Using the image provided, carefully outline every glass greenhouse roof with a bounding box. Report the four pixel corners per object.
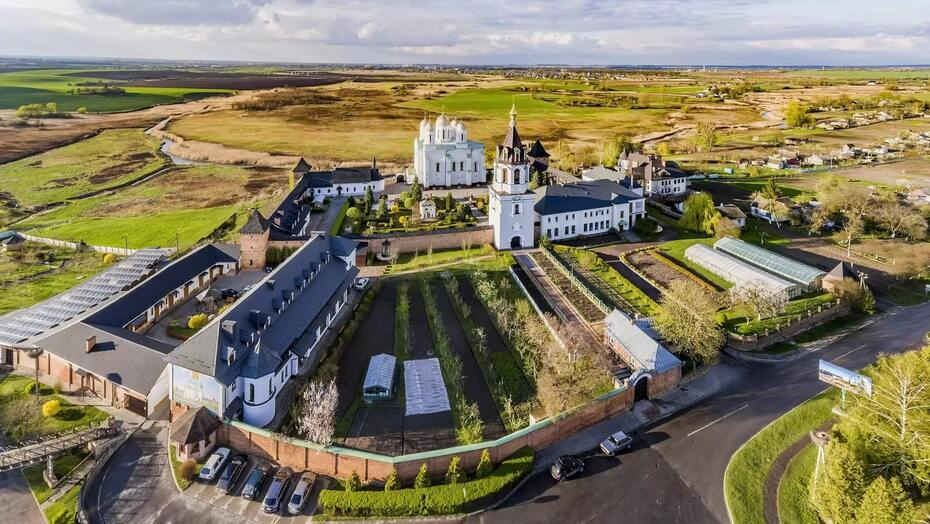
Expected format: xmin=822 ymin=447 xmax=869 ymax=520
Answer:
xmin=714 ymin=237 xmax=825 ymax=286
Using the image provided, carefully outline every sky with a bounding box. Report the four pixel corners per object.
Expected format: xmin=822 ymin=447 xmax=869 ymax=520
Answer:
xmin=2 ymin=0 xmax=930 ymax=66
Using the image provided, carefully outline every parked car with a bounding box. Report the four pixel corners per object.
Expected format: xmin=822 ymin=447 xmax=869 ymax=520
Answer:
xmin=198 ymin=447 xmax=231 ymax=482
xmin=550 ymin=455 xmax=584 ymax=481
xmin=216 ymin=455 xmax=247 ymax=494
xmin=219 ymin=288 xmax=239 ymax=300
xmin=241 ymin=463 xmax=271 ymax=500
xmin=600 ymin=430 xmax=633 ymax=456
xmin=263 ymin=467 xmax=293 ymax=514
xmin=287 ymin=473 xmax=315 ymax=515
xmin=353 ymin=277 xmax=370 ymax=291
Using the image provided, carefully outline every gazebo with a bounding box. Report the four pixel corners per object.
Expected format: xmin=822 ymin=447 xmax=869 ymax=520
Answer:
xmin=169 ymin=406 xmax=221 ymax=461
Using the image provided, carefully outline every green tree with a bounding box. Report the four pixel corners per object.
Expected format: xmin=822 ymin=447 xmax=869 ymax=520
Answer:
xmin=346 ymin=470 xmax=361 ymax=492
xmin=45 ymin=102 xmax=57 ymax=114
xmin=410 ymin=177 xmax=423 ymax=201
xmin=678 ymin=192 xmax=718 ymax=234
xmin=403 ymin=197 xmax=417 ymax=210
xmin=475 ymin=449 xmax=493 ymax=478
xmin=76 ymin=106 xmax=87 ymax=114
xmin=15 ymin=103 xmax=43 ymax=120
xmin=364 ymin=186 xmax=374 ymax=213
xmin=856 ymin=476 xmax=915 ymax=524
xmin=444 ymin=192 xmax=454 ymax=211
xmin=786 ymin=100 xmax=814 ymax=128
xmin=414 ymin=463 xmax=430 ymax=489
xmin=445 ymin=456 xmax=462 ymax=485
xmin=602 ymin=138 xmax=621 ymax=166
xmin=692 ymin=122 xmax=716 ymax=152
xmin=346 ymin=206 xmax=362 ymax=221
xmin=656 ymin=142 xmax=671 ymax=156
xmin=813 ymin=441 xmax=866 ymax=523
xmin=384 ymin=469 xmax=398 ymax=491
xmin=653 ymin=279 xmax=724 ymax=367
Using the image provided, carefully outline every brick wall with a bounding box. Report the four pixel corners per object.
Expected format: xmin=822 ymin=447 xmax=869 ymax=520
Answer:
xmin=649 ymin=366 xmax=681 ymax=398
xmin=240 ymin=230 xmax=270 ymax=269
xmin=215 ymin=385 xmax=633 ymax=483
xmin=727 ymin=301 xmax=850 ymax=352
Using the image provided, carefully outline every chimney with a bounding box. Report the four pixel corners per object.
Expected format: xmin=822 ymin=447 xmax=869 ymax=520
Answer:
xmin=85 ymin=335 xmax=96 ymax=353
xmin=221 ymin=320 xmax=238 ymax=341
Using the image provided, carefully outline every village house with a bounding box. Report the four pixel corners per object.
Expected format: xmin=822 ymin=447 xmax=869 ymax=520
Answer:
xmin=616 ymin=152 xmax=688 ymax=197
xmin=717 ymin=204 xmax=747 ymax=228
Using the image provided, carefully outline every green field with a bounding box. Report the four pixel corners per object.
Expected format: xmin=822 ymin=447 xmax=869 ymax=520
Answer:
xmin=658 ymin=237 xmax=733 ymax=290
xmin=0 ymin=128 xmax=166 ymax=212
xmin=15 ymin=163 xmax=285 ymax=250
xmin=0 ymin=245 xmax=113 ymax=315
xmin=0 ymin=70 xmax=230 ymax=113
xmin=777 ymin=444 xmax=819 ymax=524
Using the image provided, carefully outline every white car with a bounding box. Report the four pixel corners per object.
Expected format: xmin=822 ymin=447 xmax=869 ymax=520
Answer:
xmin=198 ymin=447 xmax=231 ymax=482
xmin=287 ymin=473 xmax=315 ymax=515
xmin=353 ymin=277 xmax=370 ymax=291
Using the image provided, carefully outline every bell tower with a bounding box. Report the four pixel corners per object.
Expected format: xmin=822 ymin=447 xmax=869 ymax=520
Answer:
xmin=489 ymin=105 xmax=535 ymax=250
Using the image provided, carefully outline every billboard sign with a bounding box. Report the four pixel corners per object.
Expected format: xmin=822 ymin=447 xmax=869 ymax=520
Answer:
xmin=818 ymin=359 xmax=872 ymax=398
xmin=171 ymin=365 xmax=222 ymax=415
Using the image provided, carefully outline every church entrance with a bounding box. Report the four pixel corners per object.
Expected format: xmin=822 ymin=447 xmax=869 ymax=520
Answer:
xmin=510 ymin=236 xmax=522 ymax=249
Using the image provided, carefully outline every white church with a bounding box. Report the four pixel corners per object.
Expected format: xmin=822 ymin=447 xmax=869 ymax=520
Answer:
xmin=413 ymin=114 xmax=486 ymax=188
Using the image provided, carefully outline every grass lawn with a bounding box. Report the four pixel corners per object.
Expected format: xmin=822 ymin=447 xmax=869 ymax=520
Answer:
xmin=658 ymin=237 xmax=733 ymax=290
xmin=0 ymin=128 xmax=165 ymax=211
xmin=0 ymin=245 xmax=113 ymax=315
xmin=15 ymin=164 xmax=285 ymax=249
xmin=777 ymin=443 xmax=819 ymax=524
xmin=717 ymin=293 xmax=836 ymax=336
xmin=23 ymin=448 xmax=90 ymax=503
xmin=386 ymin=245 xmax=495 ymax=274
xmin=724 ymin=389 xmax=837 ymax=524
xmin=43 ymin=483 xmax=82 ymax=524
xmin=0 ymin=375 xmax=110 ymax=443
xmin=0 ymin=69 xmax=230 ymax=112
xmin=169 ymin=444 xmax=202 ymax=491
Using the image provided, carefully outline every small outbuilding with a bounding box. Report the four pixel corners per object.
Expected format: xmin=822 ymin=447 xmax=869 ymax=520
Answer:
xmin=419 ymin=199 xmax=437 ymax=220
xmin=362 ymin=353 xmax=396 ymax=403
xmin=169 ymin=406 xmax=221 ymax=461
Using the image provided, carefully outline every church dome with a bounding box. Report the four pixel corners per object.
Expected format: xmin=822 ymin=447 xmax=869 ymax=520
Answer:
xmin=436 ymin=113 xmax=449 ymax=128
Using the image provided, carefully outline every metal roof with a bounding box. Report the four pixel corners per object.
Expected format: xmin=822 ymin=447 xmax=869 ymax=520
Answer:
xmin=404 ymin=358 xmax=450 ymax=416
xmin=714 ymin=237 xmax=825 ymax=286
xmin=605 ymin=309 xmax=680 ymax=372
xmin=534 ymin=179 xmax=643 ymax=215
xmin=684 ymin=243 xmax=799 ymax=296
xmin=363 ymin=353 xmax=396 ymax=393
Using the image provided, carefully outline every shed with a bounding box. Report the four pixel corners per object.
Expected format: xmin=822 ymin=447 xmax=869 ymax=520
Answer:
xmin=170 ymin=406 xmax=221 ymax=461
xmin=362 ymin=353 xmax=396 ymax=402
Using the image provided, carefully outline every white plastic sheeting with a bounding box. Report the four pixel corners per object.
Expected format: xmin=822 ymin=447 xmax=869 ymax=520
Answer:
xmin=684 ymin=243 xmax=802 ymax=298
xmin=404 ymin=358 xmax=451 ymax=416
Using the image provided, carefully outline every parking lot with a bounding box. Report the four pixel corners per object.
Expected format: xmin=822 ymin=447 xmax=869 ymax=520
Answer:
xmin=183 ymin=452 xmax=328 ymax=524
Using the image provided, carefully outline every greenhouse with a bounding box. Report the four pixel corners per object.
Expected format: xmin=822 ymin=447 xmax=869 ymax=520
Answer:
xmin=714 ymin=237 xmax=825 ymax=289
xmin=684 ymin=244 xmax=803 ymax=298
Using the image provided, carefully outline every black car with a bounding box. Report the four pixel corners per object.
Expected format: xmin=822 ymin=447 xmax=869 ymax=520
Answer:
xmin=550 ymin=455 xmax=584 ymax=481
xmin=217 ymin=455 xmax=247 ymax=494
xmin=219 ymin=288 xmax=239 ymax=300
xmin=241 ymin=463 xmax=271 ymax=500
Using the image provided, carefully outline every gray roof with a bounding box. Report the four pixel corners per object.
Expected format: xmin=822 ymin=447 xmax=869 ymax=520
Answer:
xmin=581 ymin=165 xmax=621 ymax=181
xmin=534 ymin=179 xmax=644 ymax=215
xmin=714 ymin=237 xmax=825 ymax=286
xmin=605 ymin=309 xmax=680 ymax=372
xmin=169 ymin=406 xmax=221 ymax=445
xmin=239 ymin=210 xmax=269 ymax=235
xmin=307 ymin=167 xmax=382 ymax=188
xmin=166 ymin=235 xmax=358 ymax=385
xmin=528 ymin=139 xmax=549 ymax=158
xmin=34 ymin=322 xmax=173 ymax=395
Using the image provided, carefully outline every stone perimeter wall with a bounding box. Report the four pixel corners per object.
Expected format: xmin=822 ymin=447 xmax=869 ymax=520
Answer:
xmin=214 ymin=384 xmax=633 ymax=483
xmin=364 ymin=227 xmax=493 ymax=258
xmin=727 ymin=301 xmax=851 ymax=352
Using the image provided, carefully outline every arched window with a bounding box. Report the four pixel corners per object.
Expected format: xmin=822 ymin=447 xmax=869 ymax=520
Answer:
xmin=514 ymin=168 xmax=521 ymax=184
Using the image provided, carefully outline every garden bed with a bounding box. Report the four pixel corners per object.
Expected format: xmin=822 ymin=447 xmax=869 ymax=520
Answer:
xmin=552 ymin=245 xmax=660 ymax=317
xmin=529 ymin=252 xmax=606 ymax=323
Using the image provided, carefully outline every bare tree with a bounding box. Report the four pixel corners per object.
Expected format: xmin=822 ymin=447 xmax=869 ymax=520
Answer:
xmin=875 ymin=202 xmax=927 ymax=240
xmin=812 ymin=185 xmax=873 ymax=258
xmin=730 ymin=283 xmax=787 ymax=323
xmin=295 ymin=377 xmax=339 ymax=445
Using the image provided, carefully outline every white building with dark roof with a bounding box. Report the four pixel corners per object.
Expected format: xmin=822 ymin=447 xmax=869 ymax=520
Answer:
xmin=166 ymin=234 xmax=358 ymax=427
xmin=413 ymin=114 xmax=486 ymax=188
xmin=534 ymin=179 xmax=646 ymax=241
xmin=617 ymin=152 xmax=688 ymax=197
xmin=307 ymin=162 xmax=384 ymax=203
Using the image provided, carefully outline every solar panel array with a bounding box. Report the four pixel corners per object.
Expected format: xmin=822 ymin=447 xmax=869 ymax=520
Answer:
xmin=0 ymin=249 xmax=170 ymax=346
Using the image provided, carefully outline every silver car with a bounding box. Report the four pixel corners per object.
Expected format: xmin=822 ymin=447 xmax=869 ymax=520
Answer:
xmin=600 ymin=430 xmax=633 ymax=456
xmin=263 ymin=467 xmax=292 ymax=514
xmin=287 ymin=473 xmax=315 ymax=515
xmin=198 ymin=447 xmax=231 ymax=482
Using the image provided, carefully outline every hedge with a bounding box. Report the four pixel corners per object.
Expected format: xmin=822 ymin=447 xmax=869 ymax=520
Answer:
xmin=328 ymin=199 xmax=350 ymax=236
xmin=319 ymin=447 xmax=534 ymax=517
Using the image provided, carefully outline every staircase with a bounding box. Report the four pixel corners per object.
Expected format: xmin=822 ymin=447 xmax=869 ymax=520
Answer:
xmin=0 ymin=418 xmax=119 ymax=472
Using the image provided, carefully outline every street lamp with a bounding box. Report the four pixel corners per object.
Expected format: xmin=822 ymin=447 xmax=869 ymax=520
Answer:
xmin=25 ymin=346 xmax=43 ymax=400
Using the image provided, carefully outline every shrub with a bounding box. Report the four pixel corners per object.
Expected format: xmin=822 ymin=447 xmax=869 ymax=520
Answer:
xmin=319 ymin=447 xmax=534 ymax=517
xmin=187 ymin=313 xmax=208 ymax=330
xmin=179 ymin=459 xmax=197 ymax=481
xmin=346 ymin=470 xmax=361 ymax=492
xmin=475 ymin=449 xmax=493 ymax=478
xmin=384 ymin=469 xmax=399 ymax=491
xmin=446 ymin=456 xmax=462 ymax=485
xmin=22 ymin=382 xmax=54 ymax=396
xmin=76 ymin=107 xmax=87 ymax=114
xmin=102 ymin=253 xmax=116 ymax=264
xmin=42 ymin=399 xmax=61 ymax=417
xmin=414 ymin=463 xmax=431 ymax=489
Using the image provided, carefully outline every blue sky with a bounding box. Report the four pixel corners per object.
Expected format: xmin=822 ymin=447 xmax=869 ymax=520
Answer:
xmin=1 ymin=0 xmax=929 ymax=65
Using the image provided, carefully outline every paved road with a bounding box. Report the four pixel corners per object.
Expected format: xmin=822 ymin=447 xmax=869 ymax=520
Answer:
xmin=475 ymin=302 xmax=930 ymax=524
xmin=0 ymin=469 xmax=44 ymax=524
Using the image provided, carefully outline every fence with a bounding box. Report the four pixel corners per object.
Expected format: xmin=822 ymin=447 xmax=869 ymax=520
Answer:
xmin=539 ymin=246 xmax=611 ymax=314
xmin=76 ymin=426 xmax=135 ymax=524
xmin=16 ymin=232 xmax=174 ymax=257
xmin=217 ymin=384 xmax=633 ymax=483
xmin=726 ymin=301 xmax=850 ymax=352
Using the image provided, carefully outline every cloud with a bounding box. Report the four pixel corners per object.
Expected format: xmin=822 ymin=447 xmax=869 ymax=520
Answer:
xmin=77 ymin=0 xmax=270 ymax=26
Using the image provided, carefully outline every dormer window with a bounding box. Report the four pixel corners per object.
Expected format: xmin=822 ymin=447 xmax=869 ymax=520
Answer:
xmin=226 ymin=346 xmax=237 ymax=366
